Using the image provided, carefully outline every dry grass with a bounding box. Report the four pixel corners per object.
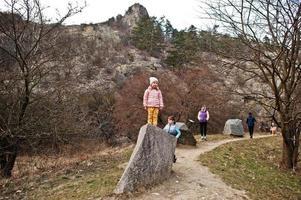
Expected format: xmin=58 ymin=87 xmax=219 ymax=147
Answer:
xmin=0 ymin=140 xmax=134 ymax=200
xmin=199 ymin=136 xmax=301 ymax=200
xmin=12 ymin=140 xmax=111 ymax=178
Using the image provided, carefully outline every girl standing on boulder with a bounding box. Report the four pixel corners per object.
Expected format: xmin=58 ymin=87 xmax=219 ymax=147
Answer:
xmin=197 ymin=106 xmax=210 ymax=140
xmin=143 ymin=77 xmax=164 ymax=126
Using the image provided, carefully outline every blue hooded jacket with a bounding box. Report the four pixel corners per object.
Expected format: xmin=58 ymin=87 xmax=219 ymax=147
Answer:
xmin=246 ymin=115 xmax=256 ymax=127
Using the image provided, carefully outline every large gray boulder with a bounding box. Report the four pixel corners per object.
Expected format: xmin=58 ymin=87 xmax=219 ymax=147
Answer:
xmin=175 ymin=122 xmax=197 ymax=146
xmin=223 ymin=119 xmax=244 ymax=136
xmin=114 ymin=124 xmax=177 ymax=194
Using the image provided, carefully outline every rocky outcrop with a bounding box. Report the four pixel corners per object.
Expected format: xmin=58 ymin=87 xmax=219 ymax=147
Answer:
xmin=223 ymin=119 xmax=244 ymax=136
xmin=105 ymin=3 xmax=149 ymax=31
xmin=114 ymin=124 xmax=177 ymax=194
xmin=176 ymin=122 xmax=197 ymax=146
xmin=60 ymin=3 xmax=160 ymax=92
xmin=120 ymin=3 xmax=149 ymax=30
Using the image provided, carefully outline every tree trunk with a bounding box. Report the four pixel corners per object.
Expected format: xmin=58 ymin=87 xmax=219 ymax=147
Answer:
xmin=292 ymin=132 xmax=300 ymax=169
xmin=281 ymin=124 xmax=299 ymax=170
xmin=0 ymin=137 xmax=18 ymax=178
xmin=282 ymin=137 xmax=294 ymax=169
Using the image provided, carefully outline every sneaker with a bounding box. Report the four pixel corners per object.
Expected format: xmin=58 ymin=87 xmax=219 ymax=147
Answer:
xmin=173 ymin=155 xmax=177 ymax=163
xmin=204 ymin=137 xmax=207 ymax=141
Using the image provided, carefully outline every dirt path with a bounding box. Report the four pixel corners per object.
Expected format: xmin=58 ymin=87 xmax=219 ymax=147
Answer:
xmin=130 ymin=135 xmax=271 ymax=200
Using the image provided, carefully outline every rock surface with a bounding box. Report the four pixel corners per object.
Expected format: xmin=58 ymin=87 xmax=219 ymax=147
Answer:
xmin=223 ymin=119 xmax=244 ymax=136
xmin=175 ymin=122 xmax=197 ymax=146
xmin=121 ymin=3 xmax=149 ymax=30
xmin=114 ymin=124 xmax=177 ymax=194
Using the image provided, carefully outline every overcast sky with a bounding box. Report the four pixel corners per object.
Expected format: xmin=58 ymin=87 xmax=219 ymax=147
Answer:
xmin=50 ymin=0 xmax=211 ymax=29
xmin=0 ymin=0 xmax=212 ymax=30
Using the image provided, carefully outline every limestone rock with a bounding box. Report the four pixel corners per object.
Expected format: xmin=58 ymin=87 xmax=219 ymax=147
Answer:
xmin=175 ymin=122 xmax=197 ymax=146
xmin=223 ymin=119 xmax=244 ymax=136
xmin=114 ymin=124 xmax=176 ymax=194
xmin=121 ymin=3 xmax=149 ymax=30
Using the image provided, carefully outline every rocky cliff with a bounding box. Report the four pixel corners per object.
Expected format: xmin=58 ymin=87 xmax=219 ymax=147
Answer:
xmin=33 ymin=3 xmax=265 ymax=140
xmin=56 ymin=4 xmax=163 ymax=93
xmin=54 ymin=3 xmax=265 ymax=138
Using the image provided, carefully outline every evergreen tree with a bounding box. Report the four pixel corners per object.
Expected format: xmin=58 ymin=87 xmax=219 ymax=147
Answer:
xmin=163 ymin=18 xmax=174 ymax=42
xmin=165 ymin=25 xmax=200 ymax=68
xmin=131 ymin=16 xmax=164 ymax=57
xmin=199 ymin=25 xmax=220 ymax=52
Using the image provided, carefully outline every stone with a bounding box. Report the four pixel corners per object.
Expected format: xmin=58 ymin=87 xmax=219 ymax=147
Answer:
xmin=114 ymin=124 xmax=177 ymax=194
xmin=223 ymin=119 xmax=244 ymax=136
xmin=175 ymin=122 xmax=189 ymax=131
xmin=121 ymin=3 xmax=149 ymax=30
xmin=175 ymin=122 xmax=197 ymax=146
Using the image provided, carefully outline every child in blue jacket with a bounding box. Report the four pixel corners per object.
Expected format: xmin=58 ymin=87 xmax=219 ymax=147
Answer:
xmin=163 ymin=116 xmax=181 ymax=162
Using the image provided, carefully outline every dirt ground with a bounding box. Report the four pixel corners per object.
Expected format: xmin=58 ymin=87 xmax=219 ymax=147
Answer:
xmin=111 ymin=135 xmax=272 ymax=200
xmin=1 ymin=135 xmax=272 ymax=200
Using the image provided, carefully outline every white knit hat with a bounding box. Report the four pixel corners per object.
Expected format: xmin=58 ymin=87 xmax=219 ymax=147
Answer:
xmin=149 ymin=77 xmax=158 ymax=85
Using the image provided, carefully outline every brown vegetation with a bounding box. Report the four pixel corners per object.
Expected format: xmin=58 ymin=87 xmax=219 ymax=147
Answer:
xmin=113 ymin=65 xmax=241 ymax=141
xmin=0 ymin=0 xmax=86 ymax=177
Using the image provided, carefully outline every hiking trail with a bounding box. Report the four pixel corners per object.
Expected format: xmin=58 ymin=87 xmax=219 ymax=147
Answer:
xmin=128 ymin=135 xmax=271 ymax=200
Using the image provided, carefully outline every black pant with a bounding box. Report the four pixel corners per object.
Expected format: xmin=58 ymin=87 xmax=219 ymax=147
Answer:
xmin=200 ymin=122 xmax=207 ymax=137
xmin=248 ymin=126 xmax=254 ymax=138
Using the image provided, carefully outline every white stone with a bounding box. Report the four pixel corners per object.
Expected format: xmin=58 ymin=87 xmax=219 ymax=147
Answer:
xmin=223 ymin=119 xmax=244 ymax=136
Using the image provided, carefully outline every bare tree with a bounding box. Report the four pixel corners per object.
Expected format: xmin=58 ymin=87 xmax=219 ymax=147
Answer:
xmin=202 ymin=0 xmax=301 ymax=169
xmin=0 ymin=0 xmax=84 ymax=177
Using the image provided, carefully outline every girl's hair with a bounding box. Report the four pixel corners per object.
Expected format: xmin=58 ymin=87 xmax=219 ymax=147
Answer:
xmin=168 ymin=115 xmax=176 ymax=124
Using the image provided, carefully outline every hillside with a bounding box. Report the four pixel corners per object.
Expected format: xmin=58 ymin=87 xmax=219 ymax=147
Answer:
xmin=0 ymin=3 xmax=265 ymax=148
xmin=42 ymin=3 xmax=260 ymax=140
xmin=1 ymin=2 xmax=300 ymax=200
xmin=1 ymin=2 xmax=300 ymax=199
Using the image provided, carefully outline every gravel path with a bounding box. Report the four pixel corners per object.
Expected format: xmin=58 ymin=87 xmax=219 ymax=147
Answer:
xmin=130 ymin=135 xmax=271 ymax=200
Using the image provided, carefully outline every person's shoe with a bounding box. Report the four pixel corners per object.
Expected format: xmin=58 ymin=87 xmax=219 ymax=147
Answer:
xmin=204 ymin=137 xmax=207 ymax=141
xmin=173 ymin=156 xmax=177 ymax=163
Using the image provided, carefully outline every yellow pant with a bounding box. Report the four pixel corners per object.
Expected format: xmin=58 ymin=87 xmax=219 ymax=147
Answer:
xmin=147 ymin=107 xmax=159 ymax=126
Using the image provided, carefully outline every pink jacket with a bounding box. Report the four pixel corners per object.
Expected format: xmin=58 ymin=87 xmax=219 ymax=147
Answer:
xmin=143 ymin=86 xmax=164 ymax=108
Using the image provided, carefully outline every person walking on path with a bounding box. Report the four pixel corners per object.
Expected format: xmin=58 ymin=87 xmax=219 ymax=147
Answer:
xmin=143 ymin=77 xmax=164 ymax=126
xmin=246 ymin=112 xmax=256 ymax=138
xmin=270 ymin=122 xmax=277 ymax=135
xmin=197 ymin=106 xmax=210 ymax=141
xmin=163 ymin=115 xmax=181 ymax=163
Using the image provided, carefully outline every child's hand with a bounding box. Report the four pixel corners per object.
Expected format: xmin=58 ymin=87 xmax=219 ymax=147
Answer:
xmin=144 ymin=106 xmax=147 ymax=110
